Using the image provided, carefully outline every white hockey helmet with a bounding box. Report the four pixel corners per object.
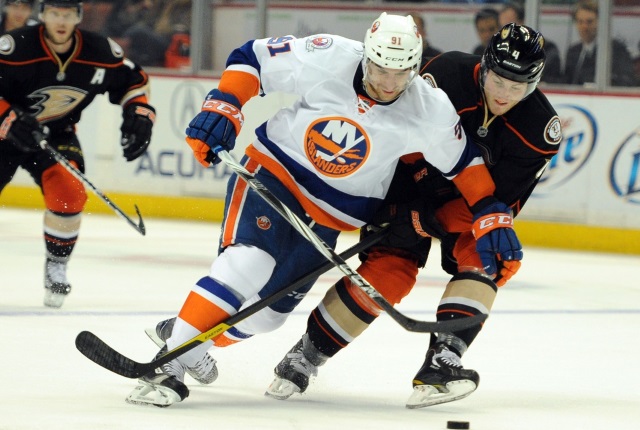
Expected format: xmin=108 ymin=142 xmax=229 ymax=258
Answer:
xmin=364 ymin=12 xmax=423 ymax=71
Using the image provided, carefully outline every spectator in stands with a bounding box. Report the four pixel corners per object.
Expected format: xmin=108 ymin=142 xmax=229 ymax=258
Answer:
xmin=0 ymin=0 xmax=36 ymax=33
xmin=408 ymin=12 xmax=442 ymax=63
xmin=498 ymin=1 xmax=563 ymax=82
xmin=103 ymin=0 xmax=168 ymax=67
xmin=563 ymin=0 xmax=636 ymax=87
xmin=471 ymin=8 xmax=499 ymax=55
xmin=154 ymin=0 xmax=191 ymax=69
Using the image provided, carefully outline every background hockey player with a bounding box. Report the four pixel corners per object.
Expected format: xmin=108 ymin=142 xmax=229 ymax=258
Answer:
xmin=264 ymin=23 xmax=561 ymax=408
xmin=0 ymin=0 xmax=155 ymax=307
xmin=0 ymin=0 xmax=37 ymax=33
xmin=126 ymin=13 xmax=522 ymax=407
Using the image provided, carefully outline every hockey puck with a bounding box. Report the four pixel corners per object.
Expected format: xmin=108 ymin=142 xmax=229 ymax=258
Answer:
xmin=447 ymin=421 xmax=470 ymax=429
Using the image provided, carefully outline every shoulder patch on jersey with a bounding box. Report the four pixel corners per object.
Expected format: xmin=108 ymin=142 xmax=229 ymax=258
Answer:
xmin=306 ymin=36 xmax=333 ymax=52
xmin=107 ymin=37 xmax=124 ymax=59
xmin=421 ymin=73 xmax=437 ymax=89
xmin=0 ymin=35 xmax=15 ymax=56
xmin=544 ymin=115 xmax=563 ymax=145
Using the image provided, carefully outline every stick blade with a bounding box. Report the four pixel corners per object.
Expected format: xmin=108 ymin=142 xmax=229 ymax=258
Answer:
xmin=378 ymin=298 xmax=488 ymax=333
xmin=409 ymin=313 xmax=488 ymax=333
xmin=75 ymin=331 xmax=147 ymax=379
xmin=134 ymin=204 xmax=146 ymax=236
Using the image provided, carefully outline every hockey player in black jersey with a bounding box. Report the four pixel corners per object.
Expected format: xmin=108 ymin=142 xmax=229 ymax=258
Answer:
xmin=0 ymin=0 xmax=155 ymax=308
xmin=0 ymin=0 xmax=36 ymax=33
xmin=265 ymin=23 xmax=562 ymax=407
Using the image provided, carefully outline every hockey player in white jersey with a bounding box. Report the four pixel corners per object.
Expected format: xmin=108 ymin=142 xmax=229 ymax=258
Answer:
xmin=125 ymin=12 xmax=522 ymax=407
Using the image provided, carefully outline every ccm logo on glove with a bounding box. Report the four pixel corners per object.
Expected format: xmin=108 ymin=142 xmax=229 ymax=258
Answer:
xmin=201 ymin=100 xmax=244 ymax=133
xmin=0 ymin=110 xmax=17 ymax=139
xmin=133 ymin=105 xmax=156 ymax=122
xmin=472 ymin=213 xmax=514 ymax=238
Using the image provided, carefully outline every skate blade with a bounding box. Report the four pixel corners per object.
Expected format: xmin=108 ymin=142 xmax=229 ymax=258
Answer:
xmin=125 ymin=382 xmax=181 ymax=408
xmin=406 ymin=380 xmax=477 ymax=409
xmin=43 ymin=291 xmax=66 ymax=308
xmin=265 ymin=377 xmax=301 ymax=400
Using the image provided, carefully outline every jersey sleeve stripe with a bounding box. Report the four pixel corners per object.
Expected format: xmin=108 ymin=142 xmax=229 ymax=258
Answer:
xmin=218 ymin=69 xmax=260 ymax=106
xmin=73 ymin=59 xmax=124 ymax=68
xmin=0 ymin=57 xmax=50 ymax=66
xmin=504 ymin=120 xmax=560 ymax=155
xmin=452 ymin=164 xmax=496 ymax=207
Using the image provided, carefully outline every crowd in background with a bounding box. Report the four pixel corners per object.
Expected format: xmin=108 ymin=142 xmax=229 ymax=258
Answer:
xmin=2 ymin=0 xmax=638 ymax=86
xmin=0 ymin=0 xmax=192 ymax=69
xmin=80 ymin=0 xmax=192 ymax=69
xmin=465 ymin=1 xmax=637 ymax=86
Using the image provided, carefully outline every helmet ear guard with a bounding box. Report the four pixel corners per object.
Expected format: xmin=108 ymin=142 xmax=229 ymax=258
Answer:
xmin=480 ymin=23 xmax=546 ymax=98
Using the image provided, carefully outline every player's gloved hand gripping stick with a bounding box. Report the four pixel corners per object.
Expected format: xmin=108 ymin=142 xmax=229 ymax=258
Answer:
xmin=471 ymin=197 xmax=523 ymax=286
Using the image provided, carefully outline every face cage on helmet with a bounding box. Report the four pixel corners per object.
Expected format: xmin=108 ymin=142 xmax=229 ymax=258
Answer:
xmin=479 ymin=57 xmax=541 ymax=100
xmin=361 ymin=58 xmax=418 ymax=102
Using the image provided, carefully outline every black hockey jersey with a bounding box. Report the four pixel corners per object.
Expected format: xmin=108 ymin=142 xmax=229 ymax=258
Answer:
xmin=0 ymin=24 xmax=150 ymax=134
xmin=419 ymin=51 xmax=562 ymax=216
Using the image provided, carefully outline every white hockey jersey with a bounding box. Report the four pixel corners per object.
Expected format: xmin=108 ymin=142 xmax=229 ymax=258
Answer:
xmin=221 ymin=34 xmax=484 ymax=230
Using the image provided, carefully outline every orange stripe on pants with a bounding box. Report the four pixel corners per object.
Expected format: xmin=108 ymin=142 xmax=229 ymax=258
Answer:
xmin=177 ymin=291 xmax=233 ymax=333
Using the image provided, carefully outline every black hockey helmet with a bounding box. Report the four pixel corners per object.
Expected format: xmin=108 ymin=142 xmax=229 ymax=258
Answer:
xmin=39 ymin=0 xmax=82 ymax=20
xmin=480 ymin=23 xmax=546 ymax=97
xmin=4 ymin=0 xmax=35 ymax=6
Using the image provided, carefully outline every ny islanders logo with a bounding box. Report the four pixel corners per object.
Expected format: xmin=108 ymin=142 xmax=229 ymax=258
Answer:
xmin=256 ymin=216 xmax=272 ymax=230
xmin=304 ymin=118 xmax=370 ymax=177
xmin=306 ymin=36 xmax=333 ymax=52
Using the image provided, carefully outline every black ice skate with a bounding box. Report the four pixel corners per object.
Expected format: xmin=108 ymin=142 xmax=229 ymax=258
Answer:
xmin=44 ymin=257 xmax=71 ymax=308
xmin=125 ymin=347 xmax=190 ymax=407
xmin=406 ymin=343 xmax=480 ymax=409
xmin=265 ymin=333 xmax=328 ymax=400
xmin=145 ymin=317 xmax=218 ymax=385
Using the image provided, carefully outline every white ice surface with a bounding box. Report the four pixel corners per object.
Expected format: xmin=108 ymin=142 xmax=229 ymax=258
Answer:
xmin=1 ymin=207 xmax=639 ymax=430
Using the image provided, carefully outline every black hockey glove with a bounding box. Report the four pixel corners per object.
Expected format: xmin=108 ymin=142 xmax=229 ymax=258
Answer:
xmin=371 ymin=199 xmax=447 ymax=249
xmin=120 ymin=102 xmax=156 ymax=161
xmin=0 ymin=106 xmax=46 ymax=153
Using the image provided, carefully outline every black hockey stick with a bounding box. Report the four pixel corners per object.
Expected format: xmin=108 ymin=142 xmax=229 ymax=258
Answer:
xmin=214 ymin=149 xmax=486 ymax=333
xmin=40 ymin=140 xmax=146 ymax=236
xmin=76 ymin=227 xmax=390 ymax=379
